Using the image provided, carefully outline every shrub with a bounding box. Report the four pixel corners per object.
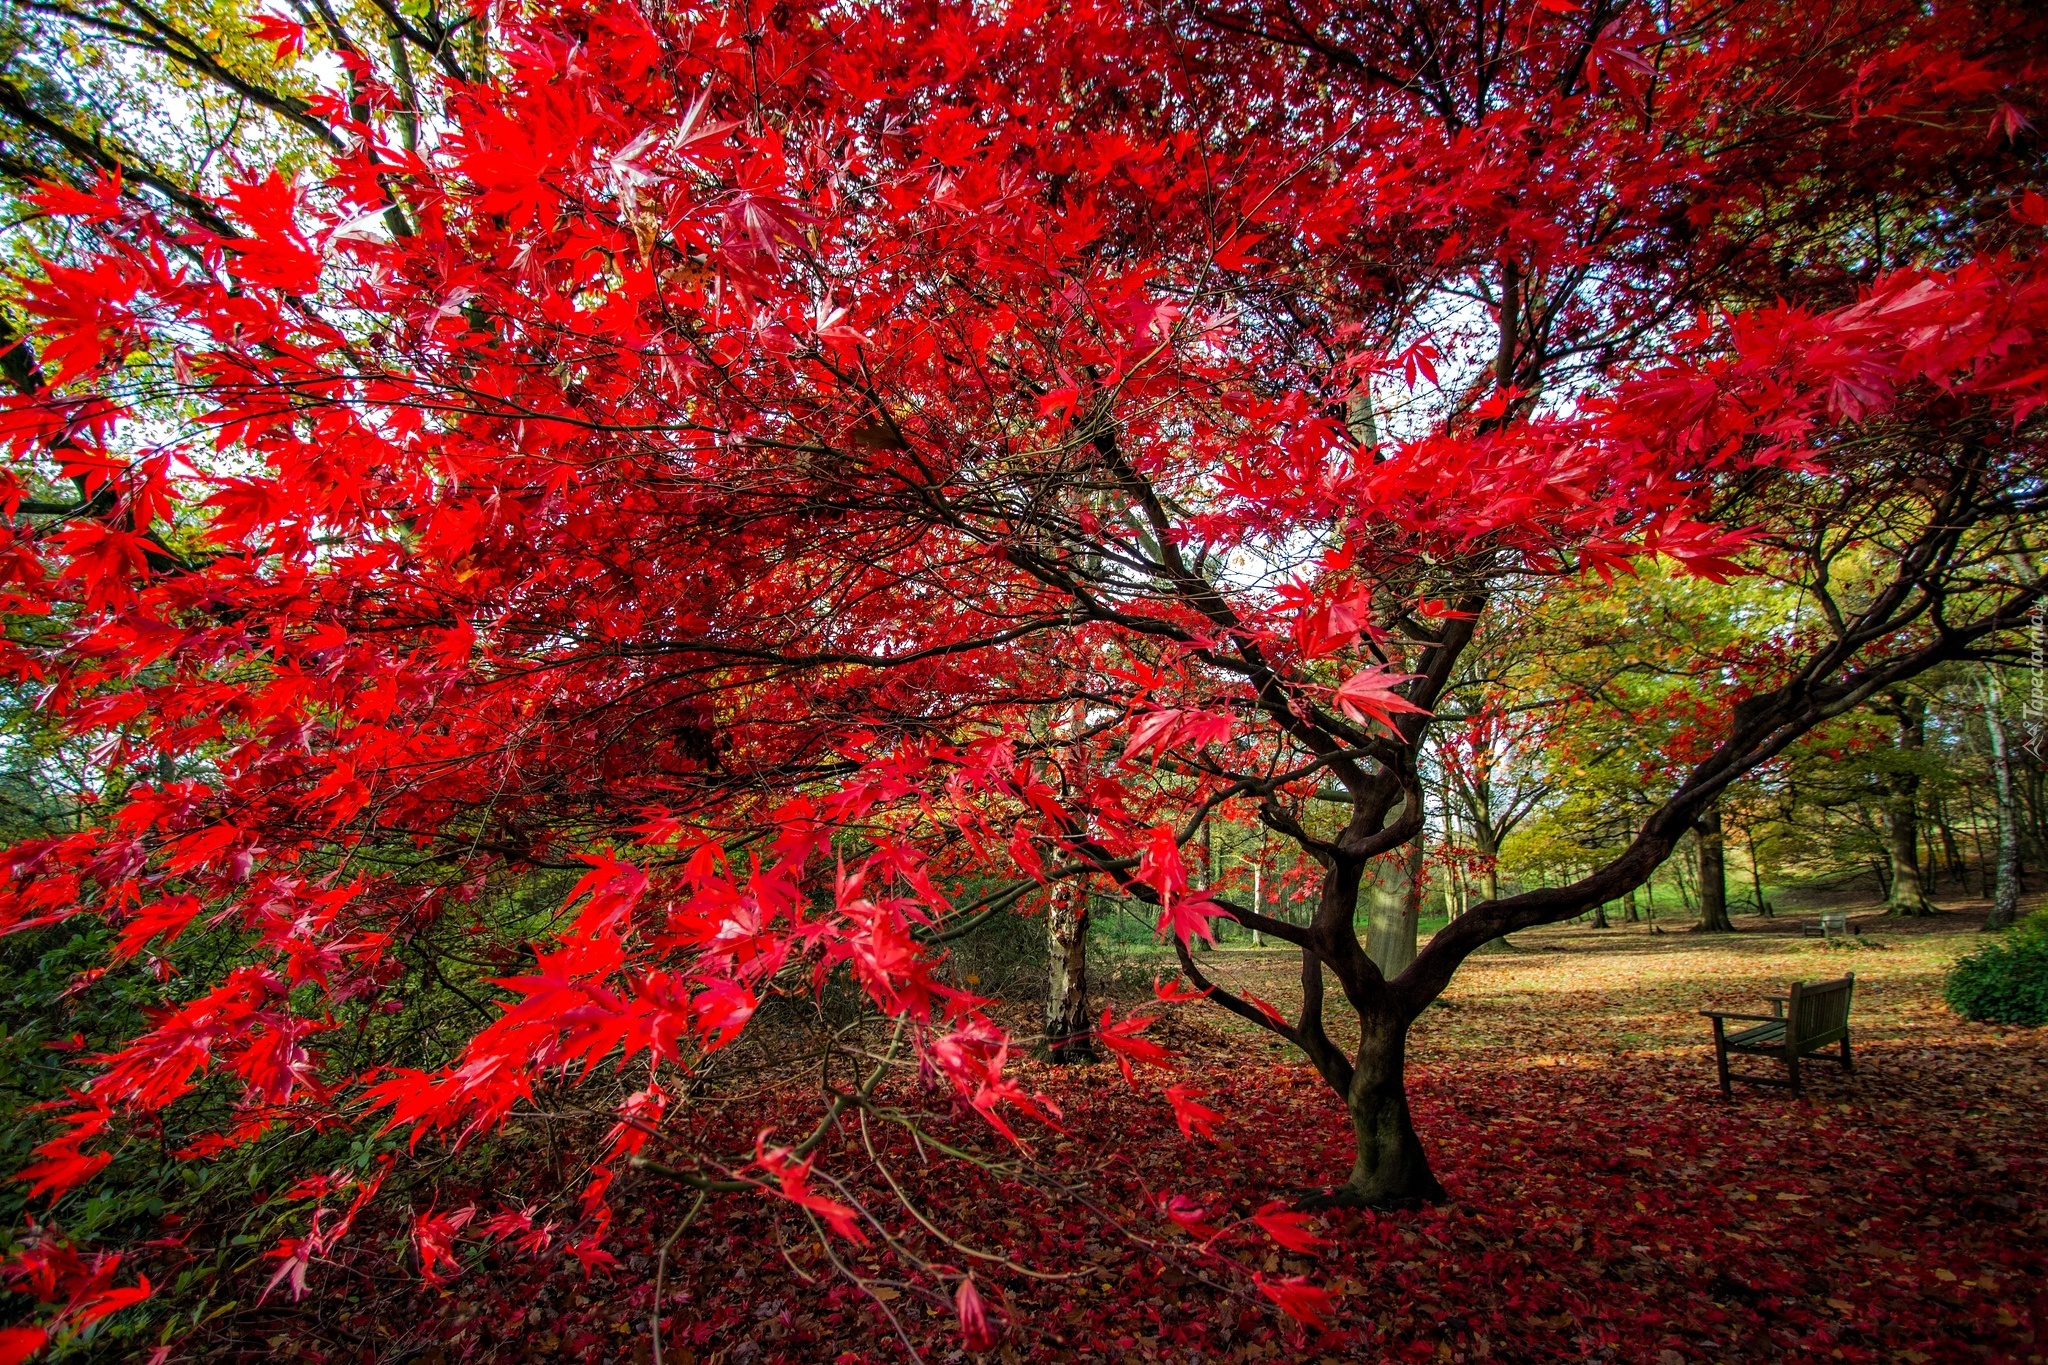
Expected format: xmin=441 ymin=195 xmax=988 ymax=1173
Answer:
xmin=1945 ymin=912 xmax=2048 ymax=1026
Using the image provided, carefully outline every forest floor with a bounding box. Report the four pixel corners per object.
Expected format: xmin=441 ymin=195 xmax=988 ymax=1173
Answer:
xmin=369 ymin=898 xmax=2047 ymax=1365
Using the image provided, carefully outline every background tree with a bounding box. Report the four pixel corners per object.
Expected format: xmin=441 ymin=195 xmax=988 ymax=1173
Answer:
xmin=1981 ymin=668 xmax=2026 ymax=928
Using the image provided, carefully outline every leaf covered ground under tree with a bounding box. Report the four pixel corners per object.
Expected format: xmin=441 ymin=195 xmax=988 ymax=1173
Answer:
xmin=264 ymin=907 xmax=2045 ymax=1365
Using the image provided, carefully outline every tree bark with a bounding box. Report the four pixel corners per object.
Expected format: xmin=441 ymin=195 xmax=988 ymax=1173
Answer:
xmin=1590 ymin=899 xmax=1609 ymax=928
xmin=1885 ymin=691 xmax=1936 ymax=915
xmin=1695 ymin=801 xmax=1733 ymax=931
xmin=1044 ymin=884 xmax=1094 ymax=1063
xmin=1365 ymin=836 xmax=1424 ymax=978
xmin=1468 ymin=821 xmax=1512 ymax=949
xmin=1742 ymin=819 xmax=1771 ymax=915
xmin=1933 ymin=794 xmax=1964 ymax=886
xmin=1674 ymin=836 xmax=1698 ymax=911
xmin=1622 ymin=886 xmax=1639 ymax=922
xmin=1985 ymin=672 xmax=2023 ymax=930
xmin=1330 ymin=1012 xmax=1445 ymax=1208
xmin=1269 ymin=851 xmax=1447 ymax=1209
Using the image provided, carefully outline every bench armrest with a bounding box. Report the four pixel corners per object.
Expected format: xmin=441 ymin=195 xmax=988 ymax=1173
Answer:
xmin=1699 ymin=1011 xmax=1785 ymax=1023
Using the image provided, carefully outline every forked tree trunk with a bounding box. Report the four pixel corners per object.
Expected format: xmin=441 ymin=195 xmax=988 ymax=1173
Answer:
xmin=1044 ymin=884 xmax=1093 ymax=1062
xmin=1334 ymin=1012 xmax=1445 ymax=1207
xmin=1695 ymin=802 xmax=1733 ymax=932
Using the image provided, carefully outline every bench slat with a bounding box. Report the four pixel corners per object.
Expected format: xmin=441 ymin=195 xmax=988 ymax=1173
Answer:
xmin=1726 ymin=1022 xmax=1786 ymax=1048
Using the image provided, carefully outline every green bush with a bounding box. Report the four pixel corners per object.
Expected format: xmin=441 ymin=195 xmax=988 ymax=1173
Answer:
xmin=1945 ymin=911 xmax=2048 ymax=1026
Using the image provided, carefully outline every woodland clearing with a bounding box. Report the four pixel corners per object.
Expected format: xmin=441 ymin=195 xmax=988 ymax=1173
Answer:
xmin=312 ymin=904 xmax=2047 ymax=1365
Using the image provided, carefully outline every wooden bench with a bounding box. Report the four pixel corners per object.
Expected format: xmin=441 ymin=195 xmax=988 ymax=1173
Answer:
xmin=1800 ymin=911 xmax=1857 ymax=939
xmin=1702 ymin=973 xmax=1855 ymax=1098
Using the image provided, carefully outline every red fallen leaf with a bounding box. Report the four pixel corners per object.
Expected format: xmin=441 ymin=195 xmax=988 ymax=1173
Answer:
xmin=1251 ymin=1202 xmax=1329 ymax=1253
xmin=567 ymin=1237 xmax=616 ymax=1278
xmin=1165 ymin=1083 xmax=1223 ymax=1140
xmin=1255 ymin=1272 xmax=1334 ymax=1329
xmin=954 ymin=1274 xmax=997 ymax=1350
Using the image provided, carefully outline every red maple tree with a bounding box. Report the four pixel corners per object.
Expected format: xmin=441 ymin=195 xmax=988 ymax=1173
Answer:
xmin=0 ymin=0 xmax=2042 ymax=1346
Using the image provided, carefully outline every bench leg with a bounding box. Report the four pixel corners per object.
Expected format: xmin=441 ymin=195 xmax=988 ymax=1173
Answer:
xmin=1786 ymin=1050 xmax=1803 ymax=1097
xmin=1840 ymin=1035 xmax=1853 ymax=1073
xmin=1712 ymin=1021 xmax=1731 ymax=1099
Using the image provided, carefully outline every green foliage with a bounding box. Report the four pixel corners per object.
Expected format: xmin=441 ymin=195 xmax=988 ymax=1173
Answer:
xmin=1944 ymin=911 xmax=2048 ymax=1026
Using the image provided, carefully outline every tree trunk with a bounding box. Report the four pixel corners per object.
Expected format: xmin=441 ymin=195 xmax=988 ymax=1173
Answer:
xmin=1365 ymin=836 xmax=1424 ymax=978
xmin=1331 ymin=1013 xmax=1445 ymax=1208
xmin=1044 ymin=884 xmax=1094 ymax=1063
xmin=1695 ymin=802 xmax=1733 ymax=932
xmin=1985 ymin=672 xmax=2023 ymax=930
xmin=1674 ymin=837 xmax=1698 ymax=911
xmin=1933 ymin=795 xmax=1964 ymax=887
xmin=1885 ymin=691 xmax=1935 ymax=915
xmin=1469 ymin=823 xmax=1513 ymax=950
xmin=1963 ymin=787 xmax=1991 ymax=898
xmin=1590 ymin=900 xmax=1609 ymax=928
xmin=1623 ymin=886 xmax=1639 ymax=922
xmin=1742 ymin=820 xmax=1771 ymax=915
xmin=1295 ymin=856 xmax=1444 ymax=1209
xmin=2023 ymin=766 xmax=2048 ymax=866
